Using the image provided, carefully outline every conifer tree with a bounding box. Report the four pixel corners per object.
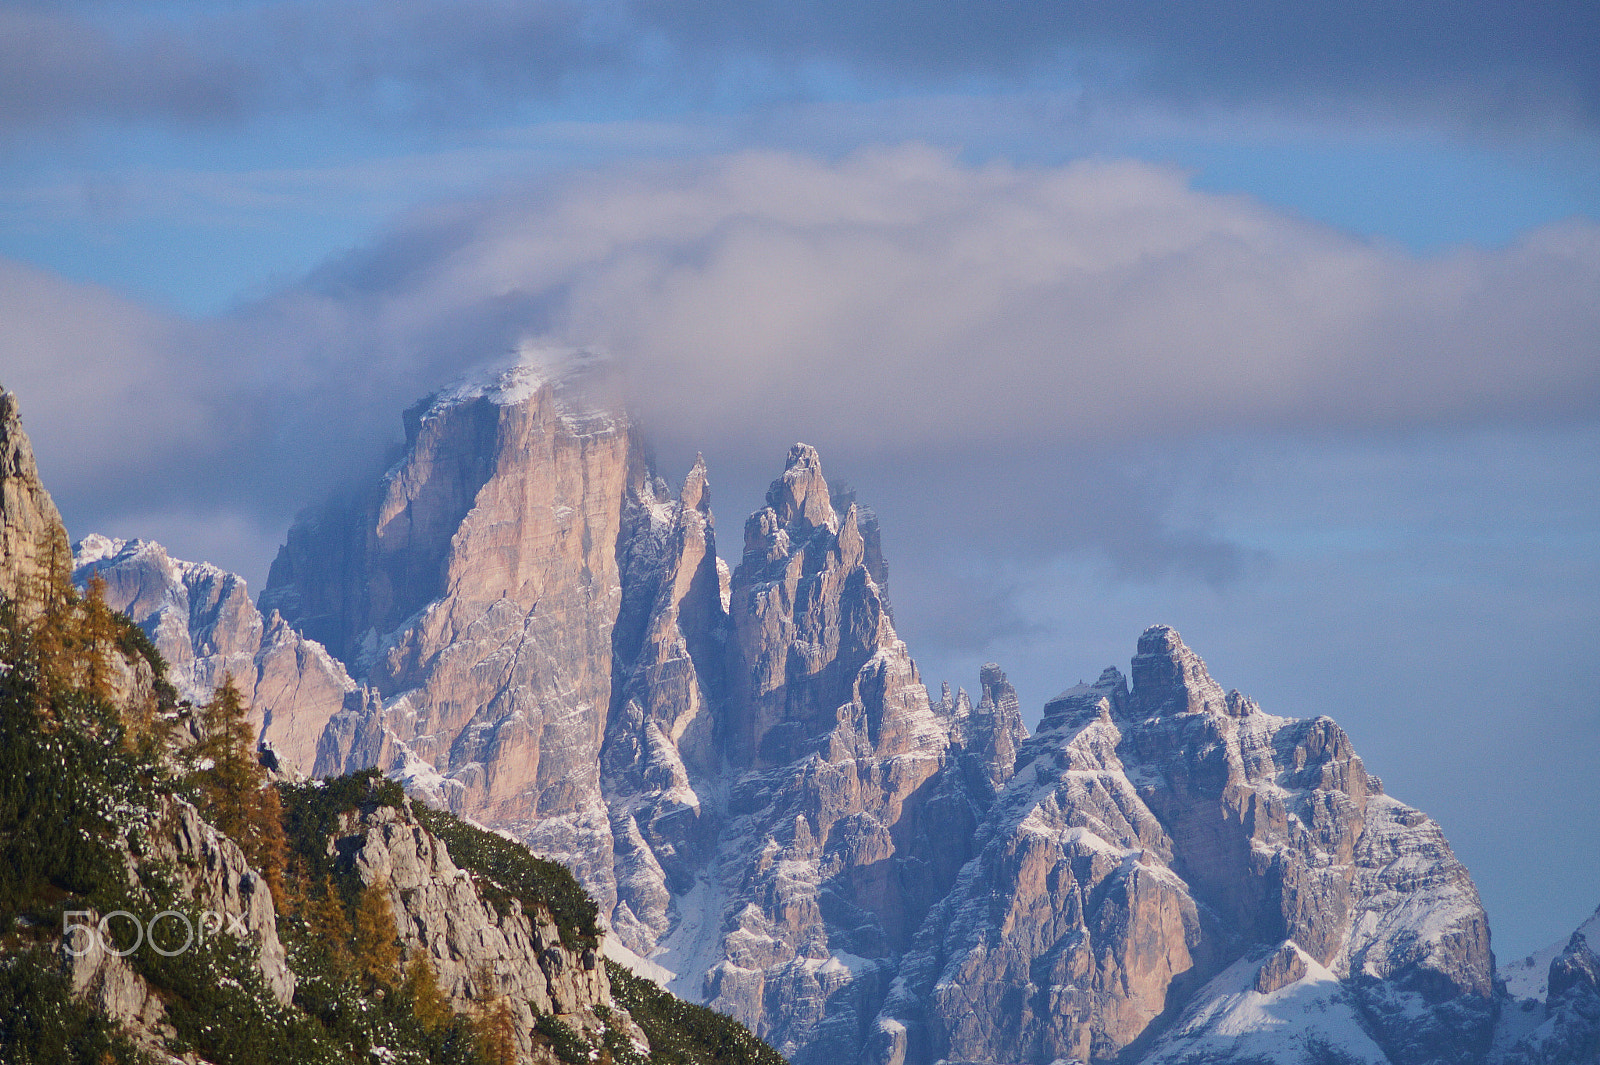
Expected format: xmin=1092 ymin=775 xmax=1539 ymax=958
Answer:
xmin=352 ymin=880 xmax=403 ymax=991
xmin=468 ymin=962 xmax=518 ymax=1065
xmin=25 ymin=569 xmax=72 ymax=722
xmin=306 ymin=875 xmax=355 ymax=981
xmin=474 ymin=998 xmax=517 ymax=1065
xmin=400 ymin=954 xmax=454 ymax=1034
xmin=80 ymin=574 xmax=114 ymax=706
xmin=189 ymin=677 xmax=292 ymax=907
xmin=77 ymin=573 xmax=163 ymax=748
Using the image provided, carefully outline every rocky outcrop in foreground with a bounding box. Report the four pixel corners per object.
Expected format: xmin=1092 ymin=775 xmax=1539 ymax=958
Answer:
xmin=329 ymin=798 xmax=629 ymax=1062
xmin=0 ymin=386 xmax=70 ymax=608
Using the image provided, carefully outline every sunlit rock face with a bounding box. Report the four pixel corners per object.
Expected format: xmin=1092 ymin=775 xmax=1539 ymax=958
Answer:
xmin=0 ymin=388 xmax=71 ymax=609
xmin=261 ymin=355 xmax=651 ymax=920
xmin=72 ymin=534 xmax=360 ymax=778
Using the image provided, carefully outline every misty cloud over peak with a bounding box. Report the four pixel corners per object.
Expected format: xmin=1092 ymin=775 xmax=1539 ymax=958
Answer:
xmin=4 ymin=146 xmax=1597 ymax=589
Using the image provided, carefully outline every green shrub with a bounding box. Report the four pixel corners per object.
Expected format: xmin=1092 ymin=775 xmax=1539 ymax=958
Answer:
xmin=412 ymin=804 xmax=600 ymax=949
xmin=0 ymin=951 xmax=148 ymax=1064
xmin=534 ymin=1012 xmax=593 ymax=1064
xmin=278 ymin=767 xmax=406 ymax=890
xmin=607 ymin=965 xmax=788 ymax=1065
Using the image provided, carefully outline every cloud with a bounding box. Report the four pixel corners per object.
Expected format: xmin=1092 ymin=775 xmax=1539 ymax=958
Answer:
xmin=0 ymin=0 xmax=626 ymax=137
xmin=652 ymin=0 xmax=1600 ymax=129
xmin=6 ymin=147 xmax=1599 ymax=588
xmin=0 ymin=257 xmax=202 ymax=477
xmin=3 ymin=0 xmax=1595 ymax=139
xmin=480 ymin=147 xmax=1599 ymax=446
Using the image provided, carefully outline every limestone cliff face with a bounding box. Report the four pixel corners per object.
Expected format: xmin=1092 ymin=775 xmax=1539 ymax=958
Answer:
xmin=63 ymin=794 xmax=296 ymax=1062
xmin=871 ymin=627 xmax=1494 ymax=1065
xmin=72 ymin=534 xmax=362 ymax=777
xmin=332 ymin=801 xmax=625 ymax=1063
xmin=0 ymin=387 xmax=70 ymax=609
xmin=601 ymin=456 xmax=728 ymax=953
xmin=263 ymin=357 xmax=647 ymax=925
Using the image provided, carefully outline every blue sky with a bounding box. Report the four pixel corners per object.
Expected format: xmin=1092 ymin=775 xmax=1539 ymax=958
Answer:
xmin=2 ymin=0 xmax=1598 ymax=959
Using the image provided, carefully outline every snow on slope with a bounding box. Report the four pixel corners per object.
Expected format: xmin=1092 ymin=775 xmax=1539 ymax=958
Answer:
xmin=1143 ymin=943 xmax=1392 ymax=1065
xmin=1502 ymin=906 xmax=1600 ymax=1001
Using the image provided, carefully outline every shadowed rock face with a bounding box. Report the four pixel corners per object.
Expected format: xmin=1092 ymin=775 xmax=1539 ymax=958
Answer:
xmin=1498 ymin=917 xmax=1600 ymax=1065
xmin=601 ymin=455 xmax=729 ymax=951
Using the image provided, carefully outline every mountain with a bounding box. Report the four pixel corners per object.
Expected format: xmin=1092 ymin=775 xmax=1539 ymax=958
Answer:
xmin=0 ymin=383 xmax=786 ymax=1065
xmin=72 ymin=534 xmax=365 ymax=776
xmin=228 ymin=357 xmax=1512 ymax=1065
xmin=871 ymin=638 xmax=1492 ymax=1065
xmin=260 ymin=355 xmax=657 ymax=930
xmin=1503 ymin=909 xmax=1600 ymax=1004
xmin=1493 ymin=907 xmax=1600 ymax=1065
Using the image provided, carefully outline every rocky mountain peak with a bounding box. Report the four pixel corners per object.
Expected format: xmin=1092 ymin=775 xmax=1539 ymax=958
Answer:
xmin=265 ymin=350 xmax=648 ymax=938
xmin=944 ymin=662 xmax=1028 ymax=800
xmin=72 ymin=534 xmax=361 ymax=777
xmin=681 ymin=452 xmax=711 ymax=511
xmin=1499 ymin=917 xmax=1600 ymax=1065
xmin=976 ymin=662 xmax=1011 ymax=709
xmin=764 ymin=442 xmax=838 ymax=535
xmin=727 ymin=443 xmax=937 ymax=768
xmin=1549 ymin=933 xmax=1600 ymax=1002
xmin=1130 ymin=623 xmax=1228 ymax=716
xmin=1253 ymin=940 xmax=1312 ymax=994
xmin=1038 ymin=665 xmax=1129 ymax=729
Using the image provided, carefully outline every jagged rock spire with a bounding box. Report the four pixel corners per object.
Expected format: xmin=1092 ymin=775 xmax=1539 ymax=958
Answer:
xmin=680 ymin=452 xmax=711 ymax=512
xmin=1130 ymin=624 xmax=1228 ymax=717
xmin=765 ymin=442 xmax=838 ymax=534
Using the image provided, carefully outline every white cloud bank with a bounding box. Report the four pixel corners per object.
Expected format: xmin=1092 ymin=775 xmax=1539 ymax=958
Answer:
xmin=4 ymin=146 xmax=1598 ymax=579
xmin=289 ymin=145 xmax=1600 ymax=448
